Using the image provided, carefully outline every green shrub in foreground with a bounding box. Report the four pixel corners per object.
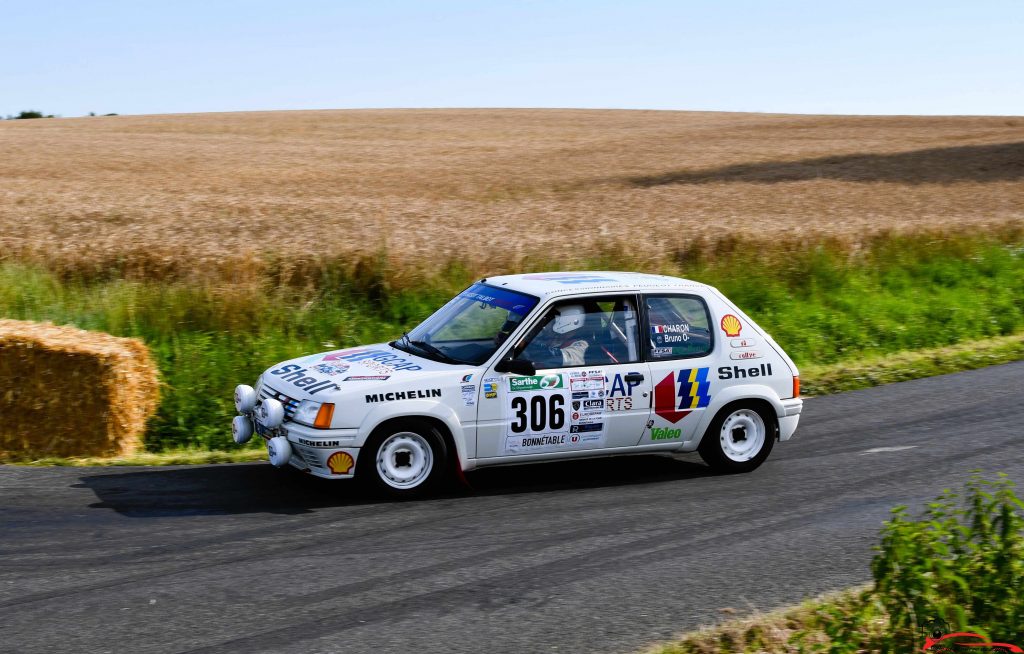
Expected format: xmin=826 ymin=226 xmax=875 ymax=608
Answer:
xmin=796 ymin=474 xmax=1024 ymax=653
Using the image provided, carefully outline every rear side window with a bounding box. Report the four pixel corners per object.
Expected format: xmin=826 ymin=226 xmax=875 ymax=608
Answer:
xmin=645 ymin=295 xmax=713 ymax=360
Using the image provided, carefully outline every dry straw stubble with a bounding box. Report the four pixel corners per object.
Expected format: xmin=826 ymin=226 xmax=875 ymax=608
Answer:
xmin=2 ymin=109 xmax=1022 ymax=287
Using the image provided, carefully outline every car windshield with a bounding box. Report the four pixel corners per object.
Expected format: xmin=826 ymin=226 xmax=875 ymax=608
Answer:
xmin=397 ymin=283 xmax=539 ymax=365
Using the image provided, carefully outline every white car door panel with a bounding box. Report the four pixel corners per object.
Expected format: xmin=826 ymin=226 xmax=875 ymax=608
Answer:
xmin=476 ymin=294 xmax=652 ymax=458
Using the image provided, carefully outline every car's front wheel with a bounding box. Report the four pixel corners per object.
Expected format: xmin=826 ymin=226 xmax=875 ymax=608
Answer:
xmin=360 ymin=419 xmax=448 ymax=497
xmin=698 ymin=402 xmax=776 ymax=473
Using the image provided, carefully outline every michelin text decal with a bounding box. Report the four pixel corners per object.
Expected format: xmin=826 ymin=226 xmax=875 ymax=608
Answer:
xmin=365 ymin=388 xmax=442 ymax=403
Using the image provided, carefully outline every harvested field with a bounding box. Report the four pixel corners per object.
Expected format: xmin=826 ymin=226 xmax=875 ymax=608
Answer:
xmin=1 ymin=109 xmax=1022 ymax=285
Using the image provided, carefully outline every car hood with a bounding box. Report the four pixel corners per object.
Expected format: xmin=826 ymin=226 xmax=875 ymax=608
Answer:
xmin=259 ymin=343 xmax=475 ymax=402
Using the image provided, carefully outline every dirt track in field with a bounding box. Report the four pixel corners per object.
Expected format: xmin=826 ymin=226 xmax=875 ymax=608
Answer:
xmin=2 ymin=109 xmax=1022 ymax=283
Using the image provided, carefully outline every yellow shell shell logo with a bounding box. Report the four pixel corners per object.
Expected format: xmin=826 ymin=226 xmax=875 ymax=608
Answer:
xmin=327 ymin=451 xmax=355 ymax=475
xmin=720 ymin=314 xmax=742 ymax=337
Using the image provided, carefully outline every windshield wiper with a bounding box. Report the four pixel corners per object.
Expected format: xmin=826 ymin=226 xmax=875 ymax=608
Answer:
xmin=409 ymin=339 xmax=464 ymax=365
xmin=391 ymin=331 xmax=413 ymax=351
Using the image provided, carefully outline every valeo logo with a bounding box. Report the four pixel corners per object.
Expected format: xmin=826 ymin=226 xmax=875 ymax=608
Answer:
xmin=651 ymin=427 xmax=682 ymax=440
xmin=509 ymin=374 xmax=565 ymax=392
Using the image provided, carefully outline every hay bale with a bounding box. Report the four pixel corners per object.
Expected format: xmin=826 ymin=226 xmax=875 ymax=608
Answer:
xmin=0 ymin=320 xmax=160 ymax=458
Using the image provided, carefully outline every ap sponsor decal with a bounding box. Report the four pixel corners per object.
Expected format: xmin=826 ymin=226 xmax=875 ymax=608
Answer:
xmin=605 ymin=371 xmax=642 ymax=411
xmin=653 ymin=368 xmax=711 ymax=424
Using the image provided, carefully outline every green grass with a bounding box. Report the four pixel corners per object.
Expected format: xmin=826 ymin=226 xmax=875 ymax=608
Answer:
xmin=801 ymin=331 xmax=1024 ymax=396
xmin=1 ymin=232 xmax=1022 ymax=452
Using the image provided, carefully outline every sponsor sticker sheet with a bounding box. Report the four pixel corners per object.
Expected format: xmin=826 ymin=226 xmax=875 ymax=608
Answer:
xmin=503 ymin=371 xmax=607 ymax=453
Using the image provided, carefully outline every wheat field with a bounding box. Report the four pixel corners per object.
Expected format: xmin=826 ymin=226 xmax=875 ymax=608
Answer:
xmin=2 ymin=109 xmax=1022 ymax=284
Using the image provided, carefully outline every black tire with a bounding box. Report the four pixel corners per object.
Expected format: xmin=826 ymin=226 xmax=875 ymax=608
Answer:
xmin=698 ymin=402 xmax=777 ymax=473
xmin=358 ymin=419 xmax=448 ymax=498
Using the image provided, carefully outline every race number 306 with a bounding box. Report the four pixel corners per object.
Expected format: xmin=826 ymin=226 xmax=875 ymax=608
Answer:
xmin=509 ymin=394 xmax=567 ymax=434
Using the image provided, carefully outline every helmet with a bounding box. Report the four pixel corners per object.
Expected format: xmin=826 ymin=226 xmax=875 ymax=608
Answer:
xmin=552 ymin=305 xmax=585 ymax=334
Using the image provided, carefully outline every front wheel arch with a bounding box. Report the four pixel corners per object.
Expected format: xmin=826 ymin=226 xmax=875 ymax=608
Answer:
xmin=368 ymin=415 xmax=460 ymax=470
xmin=357 ymin=401 xmax=469 ymax=469
xmin=358 ymin=416 xmax=459 ymax=497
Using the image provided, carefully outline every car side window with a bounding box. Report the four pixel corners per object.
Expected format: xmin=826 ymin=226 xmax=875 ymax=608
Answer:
xmin=645 ymin=295 xmax=713 ymax=360
xmin=514 ymin=297 xmax=640 ymax=368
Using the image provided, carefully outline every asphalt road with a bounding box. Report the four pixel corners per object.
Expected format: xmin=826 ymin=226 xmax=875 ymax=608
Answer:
xmin=2 ymin=362 xmax=1024 ymax=654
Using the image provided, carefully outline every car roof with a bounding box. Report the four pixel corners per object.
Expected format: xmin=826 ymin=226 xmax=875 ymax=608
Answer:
xmin=480 ymin=271 xmax=709 ymax=301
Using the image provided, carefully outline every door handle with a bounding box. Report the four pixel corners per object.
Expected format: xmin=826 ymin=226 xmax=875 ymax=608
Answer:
xmin=624 ymin=372 xmax=644 ymax=383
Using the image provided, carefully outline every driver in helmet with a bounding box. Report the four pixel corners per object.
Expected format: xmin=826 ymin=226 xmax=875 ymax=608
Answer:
xmin=523 ymin=304 xmax=589 ymax=367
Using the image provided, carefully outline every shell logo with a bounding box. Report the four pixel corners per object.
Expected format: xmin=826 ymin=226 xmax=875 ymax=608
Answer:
xmin=720 ymin=314 xmax=742 ymax=337
xmin=327 ymin=451 xmax=355 ymax=475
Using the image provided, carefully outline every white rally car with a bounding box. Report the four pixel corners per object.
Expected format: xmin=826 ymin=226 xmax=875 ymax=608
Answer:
xmin=231 ymin=272 xmax=803 ymax=496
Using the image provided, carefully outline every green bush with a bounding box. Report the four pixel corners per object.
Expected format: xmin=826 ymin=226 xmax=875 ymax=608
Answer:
xmin=796 ymin=474 xmax=1024 ymax=653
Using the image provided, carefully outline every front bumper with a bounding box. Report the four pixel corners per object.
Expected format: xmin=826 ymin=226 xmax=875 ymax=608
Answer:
xmin=268 ymin=422 xmax=361 ymax=480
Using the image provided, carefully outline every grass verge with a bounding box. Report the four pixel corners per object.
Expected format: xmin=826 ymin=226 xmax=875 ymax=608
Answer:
xmin=0 ymin=230 xmax=1022 ymax=453
xmin=4 ymin=331 xmax=1022 ymax=467
xmin=639 ymin=587 xmax=873 ymax=654
xmin=800 ymin=331 xmax=1024 ymax=396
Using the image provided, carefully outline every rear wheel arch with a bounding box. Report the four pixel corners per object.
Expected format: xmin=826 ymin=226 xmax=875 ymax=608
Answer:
xmin=693 ymin=386 xmax=784 ymax=439
xmin=697 ymin=399 xmax=779 ymax=473
xmin=723 ymin=398 xmax=779 ymax=439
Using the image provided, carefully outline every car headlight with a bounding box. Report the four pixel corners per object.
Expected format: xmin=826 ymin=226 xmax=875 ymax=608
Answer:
xmin=294 ymin=400 xmax=336 ymax=429
xmin=234 ymin=384 xmax=257 ymax=414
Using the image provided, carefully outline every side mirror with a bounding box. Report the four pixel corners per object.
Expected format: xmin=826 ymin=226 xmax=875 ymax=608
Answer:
xmin=494 ymin=357 xmax=536 ymax=376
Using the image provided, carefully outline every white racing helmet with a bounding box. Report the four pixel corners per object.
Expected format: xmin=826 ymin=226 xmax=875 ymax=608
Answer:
xmin=552 ymin=305 xmax=586 ymax=334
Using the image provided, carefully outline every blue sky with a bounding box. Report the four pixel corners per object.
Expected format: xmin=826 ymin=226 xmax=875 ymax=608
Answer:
xmin=2 ymin=1 xmax=1022 ymax=117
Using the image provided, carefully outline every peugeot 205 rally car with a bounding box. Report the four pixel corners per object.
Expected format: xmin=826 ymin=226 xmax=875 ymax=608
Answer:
xmin=231 ymin=272 xmax=803 ymax=496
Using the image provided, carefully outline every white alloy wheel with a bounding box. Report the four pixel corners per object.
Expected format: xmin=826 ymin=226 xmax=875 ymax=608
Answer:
xmin=375 ymin=431 xmax=435 ymax=490
xmin=718 ymin=408 xmax=766 ymax=462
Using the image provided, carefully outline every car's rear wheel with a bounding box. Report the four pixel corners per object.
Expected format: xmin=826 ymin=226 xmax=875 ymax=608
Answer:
xmin=698 ymin=402 xmax=776 ymax=473
xmin=360 ymin=419 xmax=447 ymax=497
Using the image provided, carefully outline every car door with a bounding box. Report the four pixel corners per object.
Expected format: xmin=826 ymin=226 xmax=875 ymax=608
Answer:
xmin=638 ymin=293 xmax=717 ymax=445
xmin=475 ymin=294 xmax=652 ymax=459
